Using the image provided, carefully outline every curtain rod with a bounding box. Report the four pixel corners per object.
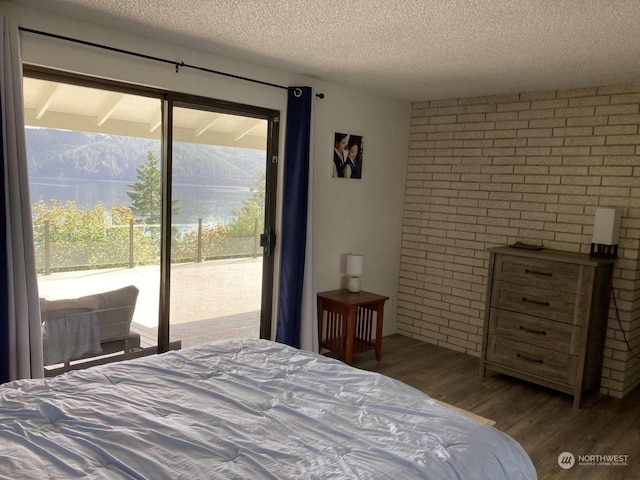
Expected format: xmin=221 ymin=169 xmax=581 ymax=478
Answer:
xmin=19 ymin=27 xmax=325 ymax=99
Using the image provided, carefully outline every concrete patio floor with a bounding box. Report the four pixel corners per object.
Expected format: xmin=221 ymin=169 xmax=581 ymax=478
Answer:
xmin=38 ymin=257 xmax=263 ymax=349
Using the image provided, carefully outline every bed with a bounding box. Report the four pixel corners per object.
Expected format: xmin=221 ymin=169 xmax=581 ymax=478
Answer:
xmin=0 ymin=338 xmax=536 ymax=479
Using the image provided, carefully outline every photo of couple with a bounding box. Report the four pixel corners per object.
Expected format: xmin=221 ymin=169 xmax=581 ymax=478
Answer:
xmin=332 ymin=132 xmax=363 ymax=179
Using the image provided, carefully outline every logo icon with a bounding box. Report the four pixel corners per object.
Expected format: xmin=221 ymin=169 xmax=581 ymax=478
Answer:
xmin=558 ymin=452 xmax=575 ymax=469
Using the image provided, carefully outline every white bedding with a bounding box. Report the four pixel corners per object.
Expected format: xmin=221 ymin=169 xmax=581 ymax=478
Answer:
xmin=0 ymin=339 xmax=536 ymax=479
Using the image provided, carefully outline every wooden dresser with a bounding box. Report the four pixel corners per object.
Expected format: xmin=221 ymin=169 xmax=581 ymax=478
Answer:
xmin=480 ymin=246 xmax=616 ymax=408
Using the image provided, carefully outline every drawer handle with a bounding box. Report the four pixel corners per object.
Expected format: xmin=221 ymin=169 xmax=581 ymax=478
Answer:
xmin=517 ymin=353 xmax=544 ymax=364
xmin=521 ymin=297 xmax=550 ymax=307
xmin=525 ymin=268 xmax=552 ymax=277
xmin=519 ymin=325 xmax=547 ymax=336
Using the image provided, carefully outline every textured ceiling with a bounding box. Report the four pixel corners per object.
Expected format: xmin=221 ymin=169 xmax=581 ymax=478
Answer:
xmin=8 ymin=0 xmax=640 ymax=101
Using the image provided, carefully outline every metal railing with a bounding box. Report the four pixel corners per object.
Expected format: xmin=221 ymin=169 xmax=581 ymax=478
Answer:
xmin=35 ymin=218 xmax=262 ymax=274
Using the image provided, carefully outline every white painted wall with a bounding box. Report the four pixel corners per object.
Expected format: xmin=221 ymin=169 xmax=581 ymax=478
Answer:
xmin=312 ymin=84 xmax=410 ymax=335
xmin=1 ymin=1 xmax=410 ymax=337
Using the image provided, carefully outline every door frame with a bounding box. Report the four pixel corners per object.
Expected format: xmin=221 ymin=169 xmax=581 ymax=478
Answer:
xmin=24 ymin=65 xmax=280 ymax=351
xmin=162 ymin=97 xmax=279 ymax=349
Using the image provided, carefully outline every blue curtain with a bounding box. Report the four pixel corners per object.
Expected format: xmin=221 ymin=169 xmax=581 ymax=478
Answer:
xmin=275 ymin=87 xmax=312 ymax=348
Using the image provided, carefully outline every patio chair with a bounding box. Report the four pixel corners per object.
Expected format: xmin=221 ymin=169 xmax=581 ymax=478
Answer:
xmin=41 ymin=285 xmax=141 ymax=367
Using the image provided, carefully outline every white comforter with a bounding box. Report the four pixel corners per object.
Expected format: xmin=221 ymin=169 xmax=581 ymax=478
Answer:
xmin=0 ymin=339 xmax=536 ymax=479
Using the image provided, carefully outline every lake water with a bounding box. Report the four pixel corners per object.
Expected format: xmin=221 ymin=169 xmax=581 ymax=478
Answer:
xmin=30 ymin=178 xmax=253 ymax=228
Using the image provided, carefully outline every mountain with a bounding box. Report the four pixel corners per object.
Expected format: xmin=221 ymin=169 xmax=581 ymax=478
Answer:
xmin=25 ymin=128 xmax=265 ymax=187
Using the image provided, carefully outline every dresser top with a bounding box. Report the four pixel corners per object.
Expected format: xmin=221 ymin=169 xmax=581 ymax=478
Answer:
xmin=489 ymin=246 xmax=617 ymax=266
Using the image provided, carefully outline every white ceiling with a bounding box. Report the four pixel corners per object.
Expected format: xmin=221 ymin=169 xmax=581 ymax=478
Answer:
xmin=9 ymin=0 xmax=640 ymax=101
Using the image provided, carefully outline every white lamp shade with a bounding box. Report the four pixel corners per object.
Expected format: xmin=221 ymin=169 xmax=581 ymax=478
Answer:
xmin=592 ymin=208 xmax=621 ymax=245
xmin=346 ymin=254 xmax=364 ymax=277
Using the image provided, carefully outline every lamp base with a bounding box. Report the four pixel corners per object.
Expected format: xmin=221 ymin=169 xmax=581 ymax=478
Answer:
xmin=590 ymin=243 xmax=618 ymax=259
xmin=347 ymin=276 xmax=361 ymax=293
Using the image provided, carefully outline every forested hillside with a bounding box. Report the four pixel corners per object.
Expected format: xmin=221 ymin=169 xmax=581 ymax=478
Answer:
xmin=25 ymin=128 xmax=265 ymax=187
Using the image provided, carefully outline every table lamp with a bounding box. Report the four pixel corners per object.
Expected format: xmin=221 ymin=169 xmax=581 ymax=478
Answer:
xmin=346 ymin=254 xmax=364 ymax=293
xmin=590 ymin=207 xmax=621 ymax=258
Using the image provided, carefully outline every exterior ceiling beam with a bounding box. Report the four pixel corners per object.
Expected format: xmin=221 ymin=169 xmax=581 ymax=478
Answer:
xmin=35 ymin=83 xmax=63 ymax=120
xmin=97 ymin=94 xmax=125 ymax=126
xmin=149 ymin=115 xmax=161 ymax=133
xmin=195 ymin=114 xmax=222 ymax=137
xmin=234 ymin=120 xmax=262 ymax=142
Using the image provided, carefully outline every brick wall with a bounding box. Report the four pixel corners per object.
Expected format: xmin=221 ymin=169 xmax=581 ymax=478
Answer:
xmin=399 ymin=83 xmax=640 ymax=398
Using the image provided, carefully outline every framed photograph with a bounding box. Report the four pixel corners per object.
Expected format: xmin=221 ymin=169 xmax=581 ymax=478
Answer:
xmin=332 ymin=132 xmax=363 ymax=179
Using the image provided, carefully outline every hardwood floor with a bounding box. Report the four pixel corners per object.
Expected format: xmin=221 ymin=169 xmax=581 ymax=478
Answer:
xmin=351 ymin=334 xmax=640 ymax=480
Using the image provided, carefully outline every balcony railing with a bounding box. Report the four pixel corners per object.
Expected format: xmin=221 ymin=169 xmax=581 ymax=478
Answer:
xmin=34 ymin=218 xmax=262 ymax=274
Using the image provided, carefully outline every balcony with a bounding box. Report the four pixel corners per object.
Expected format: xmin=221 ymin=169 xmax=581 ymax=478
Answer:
xmin=39 ymin=254 xmax=263 ymax=374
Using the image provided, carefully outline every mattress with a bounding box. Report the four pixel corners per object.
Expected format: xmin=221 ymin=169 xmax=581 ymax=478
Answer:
xmin=0 ymin=338 xmax=536 ymax=479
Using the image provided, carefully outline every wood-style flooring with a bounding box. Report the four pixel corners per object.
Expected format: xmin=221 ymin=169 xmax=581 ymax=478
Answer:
xmin=350 ymin=334 xmax=640 ymax=480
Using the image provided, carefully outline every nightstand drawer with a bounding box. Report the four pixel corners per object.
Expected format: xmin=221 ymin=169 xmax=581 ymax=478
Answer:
xmin=486 ymin=335 xmax=577 ymax=386
xmin=492 ymin=281 xmax=582 ymax=325
xmin=489 ymin=308 xmax=580 ymax=354
xmin=494 ymin=255 xmax=580 ymax=294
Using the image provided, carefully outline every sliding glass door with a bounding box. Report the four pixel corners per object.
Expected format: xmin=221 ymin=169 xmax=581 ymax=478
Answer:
xmin=24 ymin=67 xmax=279 ymax=373
xmin=24 ymin=74 xmax=163 ymax=373
xmin=167 ymin=103 xmax=273 ymax=348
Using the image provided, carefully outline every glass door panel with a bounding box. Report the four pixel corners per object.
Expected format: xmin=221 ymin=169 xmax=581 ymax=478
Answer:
xmin=169 ymin=105 xmax=268 ymax=348
xmin=24 ymin=75 xmax=162 ymax=373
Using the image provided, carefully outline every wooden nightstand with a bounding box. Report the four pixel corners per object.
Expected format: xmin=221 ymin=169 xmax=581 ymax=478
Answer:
xmin=317 ymin=289 xmax=388 ymax=365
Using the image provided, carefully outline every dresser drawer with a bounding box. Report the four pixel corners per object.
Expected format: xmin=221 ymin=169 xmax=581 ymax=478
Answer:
xmin=489 ymin=308 xmax=581 ymax=354
xmin=486 ymin=335 xmax=577 ymax=386
xmin=494 ymin=255 xmax=581 ymax=294
xmin=492 ymin=280 xmax=585 ymax=325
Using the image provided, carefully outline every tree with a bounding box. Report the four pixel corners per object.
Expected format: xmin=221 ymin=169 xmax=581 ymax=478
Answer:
xmin=127 ymin=151 xmax=179 ymax=225
xmin=172 ymin=173 xmax=265 ymax=261
xmin=172 ymin=223 xmax=232 ymax=262
xmin=31 ymin=200 xmax=159 ymax=271
xmin=226 ymin=173 xmax=265 ymax=238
